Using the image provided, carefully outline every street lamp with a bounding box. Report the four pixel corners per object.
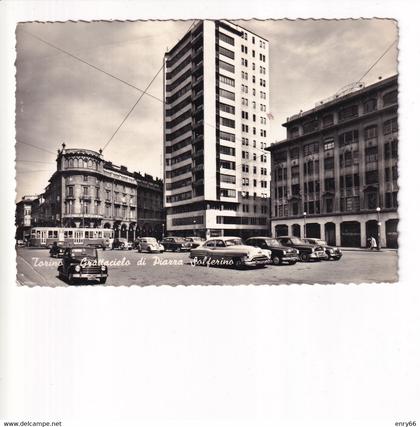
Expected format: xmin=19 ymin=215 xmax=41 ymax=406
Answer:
xmin=193 ymin=219 xmax=196 ymax=237
xmin=376 ymin=206 xmax=381 ymax=251
xmin=162 ymin=222 xmax=165 ymax=240
xmin=303 ymin=211 xmax=307 ymax=238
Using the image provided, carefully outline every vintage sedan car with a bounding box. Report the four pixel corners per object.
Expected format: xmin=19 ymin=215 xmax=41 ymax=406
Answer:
xmin=277 ymin=236 xmax=328 ymax=262
xmin=161 ymin=237 xmax=190 ymax=252
xmin=58 ymin=246 xmax=107 ymax=285
xmin=184 ymin=236 xmax=205 ymax=249
xmin=49 ymin=241 xmax=66 ymax=258
xmin=189 ymin=236 xmax=271 ymax=269
xmin=111 ymin=238 xmax=133 ymax=250
xmin=137 ymin=237 xmax=164 ymax=253
xmin=246 ymin=237 xmax=299 ymax=266
xmin=302 ymin=238 xmax=343 ymax=260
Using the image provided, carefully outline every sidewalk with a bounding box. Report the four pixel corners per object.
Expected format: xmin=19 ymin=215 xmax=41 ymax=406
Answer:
xmin=340 ymin=247 xmax=398 ymax=252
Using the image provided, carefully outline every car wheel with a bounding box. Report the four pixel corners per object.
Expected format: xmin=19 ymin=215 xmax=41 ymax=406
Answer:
xmin=272 ymin=256 xmax=281 ymax=266
xmin=99 ymin=278 xmax=107 ymax=284
xmin=288 ymin=261 xmax=297 ymax=265
xmin=234 ymin=258 xmax=244 ymax=269
xmin=300 ymin=253 xmax=309 ymax=262
xmin=68 ymin=274 xmax=75 ymax=285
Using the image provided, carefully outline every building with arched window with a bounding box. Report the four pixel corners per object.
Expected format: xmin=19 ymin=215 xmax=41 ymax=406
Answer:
xmin=20 ymin=145 xmax=164 ymax=241
xmin=268 ymin=75 xmax=398 ymax=248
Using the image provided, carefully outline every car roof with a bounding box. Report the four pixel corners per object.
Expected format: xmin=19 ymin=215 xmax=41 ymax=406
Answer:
xmin=69 ymin=246 xmax=96 ymax=250
xmin=246 ymin=236 xmax=271 ymax=240
xmin=206 ymin=236 xmax=242 ymax=241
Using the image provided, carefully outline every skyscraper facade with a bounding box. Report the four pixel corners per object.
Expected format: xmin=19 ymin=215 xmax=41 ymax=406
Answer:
xmin=164 ymin=20 xmax=270 ymax=239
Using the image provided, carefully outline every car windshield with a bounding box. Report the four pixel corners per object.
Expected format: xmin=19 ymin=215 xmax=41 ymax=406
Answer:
xmin=70 ymin=248 xmax=96 ymax=258
xmin=316 ymin=240 xmax=327 ymax=245
xmin=290 ymin=237 xmax=304 ymax=245
xmin=265 ymin=239 xmax=281 ymax=247
xmin=145 ymin=238 xmax=157 ymax=243
xmin=173 ymin=238 xmax=185 ymax=243
xmin=225 ymin=239 xmax=243 ymax=246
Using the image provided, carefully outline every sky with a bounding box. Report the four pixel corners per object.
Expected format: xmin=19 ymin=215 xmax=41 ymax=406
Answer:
xmin=15 ymin=19 xmax=398 ymax=201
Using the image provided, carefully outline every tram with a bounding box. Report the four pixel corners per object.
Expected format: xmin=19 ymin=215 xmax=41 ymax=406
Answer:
xmin=29 ymin=227 xmax=114 ymax=249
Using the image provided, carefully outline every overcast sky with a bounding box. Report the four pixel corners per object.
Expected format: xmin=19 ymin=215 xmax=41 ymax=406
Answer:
xmin=15 ymin=19 xmax=397 ymax=200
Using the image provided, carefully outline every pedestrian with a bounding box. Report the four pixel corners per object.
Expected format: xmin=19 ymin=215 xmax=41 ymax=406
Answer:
xmin=369 ymin=236 xmax=377 ymax=251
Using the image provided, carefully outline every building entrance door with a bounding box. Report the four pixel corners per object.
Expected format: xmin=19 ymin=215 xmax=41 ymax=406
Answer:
xmin=365 ymin=220 xmax=379 ymax=247
xmin=340 ymin=221 xmax=361 ymax=247
xmin=325 ymin=222 xmax=336 ymax=246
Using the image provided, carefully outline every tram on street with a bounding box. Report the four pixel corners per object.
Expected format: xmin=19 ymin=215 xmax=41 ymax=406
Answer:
xmin=29 ymin=227 xmax=114 ymax=249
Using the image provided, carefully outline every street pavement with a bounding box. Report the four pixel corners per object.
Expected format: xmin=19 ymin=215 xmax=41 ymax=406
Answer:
xmin=16 ymin=247 xmax=398 ymax=287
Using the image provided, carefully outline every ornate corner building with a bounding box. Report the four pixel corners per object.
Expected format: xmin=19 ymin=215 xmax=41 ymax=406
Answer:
xmin=18 ymin=145 xmax=164 ymax=240
xmin=268 ymin=75 xmax=398 ymax=248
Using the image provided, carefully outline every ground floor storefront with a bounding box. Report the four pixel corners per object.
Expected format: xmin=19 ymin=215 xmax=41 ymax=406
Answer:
xmin=271 ymin=211 xmax=398 ymax=248
xmin=101 ymin=220 xmax=163 ymax=241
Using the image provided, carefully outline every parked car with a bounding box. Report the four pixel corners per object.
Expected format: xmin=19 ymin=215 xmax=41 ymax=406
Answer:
xmin=111 ymin=238 xmax=133 ymax=250
xmin=137 ymin=237 xmax=164 ymax=253
xmin=302 ymin=238 xmax=342 ymax=260
xmin=58 ymin=246 xmax=107 ymax=285
xmin=49 ymin=241 xmax=66 ymax=258
xmin=190 ymin=236 xmax=271 ymax=269
xmin=246 ymin=237 xmax=299 ymax=265
xmin=161 ymin=237 xmax=190 ymax=252
xmin=276 ymin=236 xmax=328 ymax=262
xmin=184 ymin=236 xmax=205 ymax=249
xmin=16 ymin=239 xmax=26 ymax=247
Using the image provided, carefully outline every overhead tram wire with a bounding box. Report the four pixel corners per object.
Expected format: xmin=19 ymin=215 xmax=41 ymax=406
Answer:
xmin=22 ymin=30 xmax=163 ymax=104
xmin=16 ymin=159 xmax=56 ymax=164
xmin=101 ymin=19 xmax=198 ymax=152
xmin=101 ymin=63 xmax=164 ymax=152
xmin=20 ymin=34 xmax=158 ymax=64
xmin=17 ymin=170 xmax=56 ymax=174
xmin=356 ymin=39 xmax=398 ymax=83
xmin=23 ymin=21 xmax=271 ymax=156
xmin=16 ymin=139 xmax=57 ymax=155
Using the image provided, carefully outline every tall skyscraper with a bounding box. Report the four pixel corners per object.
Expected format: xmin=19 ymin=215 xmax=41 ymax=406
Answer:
xmin=164 ymin=20 xmax=270 ymax=239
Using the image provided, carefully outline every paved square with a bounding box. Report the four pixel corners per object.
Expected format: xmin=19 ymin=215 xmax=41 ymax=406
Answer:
xmin=16 ymin=247 xmax=398 ymax=286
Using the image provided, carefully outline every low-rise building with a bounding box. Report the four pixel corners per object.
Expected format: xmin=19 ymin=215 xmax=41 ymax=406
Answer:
xmin=15 ymin=195 xmax=38 ymax=240
xmin=268 ymin=75 xmax=398 ymax=248
xmin=20 ymin=144 xmax=164 ymax=240
xmin=134 ymin=172 xmax=165 ymax=239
